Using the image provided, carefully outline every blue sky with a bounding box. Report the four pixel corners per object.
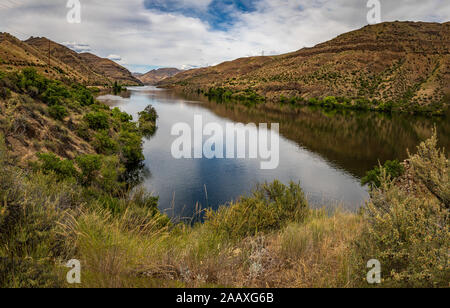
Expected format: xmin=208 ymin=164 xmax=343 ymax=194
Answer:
xmin=144 ymin=0 xmax=260 ymax=31
xmin=0 ymin=0 xmax=449 ymax=73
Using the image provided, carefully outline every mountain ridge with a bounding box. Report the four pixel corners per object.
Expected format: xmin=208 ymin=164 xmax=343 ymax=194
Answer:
xmin=159 ymin=21 xmax=450 ymax=114
xmin=135 ymin=67 xmax=181 ymax=85
xmin=0 ymin=33 xmax=142 ymax=86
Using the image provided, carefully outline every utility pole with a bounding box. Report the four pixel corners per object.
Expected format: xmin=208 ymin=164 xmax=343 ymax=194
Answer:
xmin=48 ymin=39 xmax=51 ymax=67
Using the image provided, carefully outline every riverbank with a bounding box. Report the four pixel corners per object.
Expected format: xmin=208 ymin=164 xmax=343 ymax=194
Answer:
xmin=0 ymin=128 xmax=448 ymax=288
xmin=167 ymin=85 xmax=449 ymax=117
xmin=0 ymin=70 xmax=448 ymax=288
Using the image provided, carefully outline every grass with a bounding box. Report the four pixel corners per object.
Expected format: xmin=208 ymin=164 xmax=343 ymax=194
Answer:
xmin=1 ymin=130 xmax=448 ymax=288
xmin=0 ymin=70 xmax=448 ymax=288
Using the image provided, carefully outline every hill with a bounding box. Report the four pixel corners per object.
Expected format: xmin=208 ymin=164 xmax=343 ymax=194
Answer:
xmin=0 ymin=33 xmax=88 ymax=84
xmin=136 ymin=67 xmax=181 ymax=85
xmin=160 ymin=22 xmax=450 ymax=115
xmin=25 ymin=37 xmax=142 ymax=86
xmin=0 ymin=33 xmax=142 ymax=86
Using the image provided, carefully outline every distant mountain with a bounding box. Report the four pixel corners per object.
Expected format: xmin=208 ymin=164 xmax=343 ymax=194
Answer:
xmin=77 ymin=52 xmax=142 ymax=86
xmin=0 ymin=33 xmax=142 ymax=86
xmin=136 ymin=68 xmax=181 ymax=85
xmin=160 ymin=22 xmax=450 ymax=112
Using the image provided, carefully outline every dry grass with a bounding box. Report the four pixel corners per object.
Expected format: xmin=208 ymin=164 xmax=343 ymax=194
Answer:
xmin=64 ymin=208 xmax=364 ymax=288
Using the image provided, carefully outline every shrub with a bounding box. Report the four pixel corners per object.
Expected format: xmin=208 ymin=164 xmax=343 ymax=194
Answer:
xmin=71 ymin=84 xmax=94 ymax=106
xmin=118 ymin=130 xmax=144 ymax=166
xmin=93 ymin=131 xmax=117 ymax=154
xmin=0 ymin=142 xmax=74 ymax=287
xmin=36 ymin=152 xmax=77 ymax=180
xmin=408 ymin=131 xmax=449 ymax=206
xmin=322 ymin=96 xmax=338 ymax=108
xmin=97 ymin=155 xmax=126 ymax=194
xmin=76 ymin=154 xmax=102 ymax=186
xmin=41 ymin=82 xmax=70 ymax=106
xmin=113 ymin=81 xmax=123 ymax=95
xmin=204 ymin=181 xmax=309 ymax=240
xmin=48 ymin=104 xmax=68 ymax=121
xmin=0 ymin=87 xmax=11 ymax=100
xmin=362 ymin=160 xmax=405 ymax=188
xmin=84 ymin=111 xmax=109 ymax=130
xmin=112 ymin=107 xmax=133 ymax=123
xmin=356 ymin=132 xmax=449 ymax=287
xmin=138 ymin=105 xmax=158 ymax=136
xmin=19 ymin=68 xmax=47 ymax=95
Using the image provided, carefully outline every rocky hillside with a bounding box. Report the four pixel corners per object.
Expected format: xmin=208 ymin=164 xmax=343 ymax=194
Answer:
xmin=78 ymin=52 xmax=143 ymax=86
xmin=160 ymin=22 xmax=450 ymax=114
xmin=0 ymin=33 xmax=87 ymax=84
xmin=136 ymin=68 xmax=181 ymax=85
xmin=0 ymin=33 xmax=142 ymax=86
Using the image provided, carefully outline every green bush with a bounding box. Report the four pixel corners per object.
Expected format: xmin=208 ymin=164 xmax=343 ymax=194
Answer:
xmin=48 ymin=104 xmax=68 ymax=121
xmin=93 ymin=131 xmax=118 ymax=154
xmin=84 ymin=111 xmax=109 ymax=130
xmin=112 ymin=107 xmax=133 ymax=123
xmin=408 ymin=132 xmax=449 ymax=206
xmin=41 ymin=82 xmax=70 ymax=106
xmin=113 ymin=81 xmax=123 ymax=95
xmin=0 ymin=142 xmax=75 ymax=287
xmin=36 ymin=152 xmax=77 ymax=180
xmin=71 ymin=84 xmax=94 ymax=106
xmin=356 ymin=133 xmax=449 ymax=287
xmin=362 ymin=160 xmax=405 ymax=188
xmin=204 ymin=181 xmax=309 ymax=240
xmin=138 ymin=105 xmax=158 ymax=136
xmin=118 ymin=130 xmax=144 ymax=166
xmin=76 ymin=154 xmax=102 ymax=186
xmin=322 ymin=96 xmax=338 ymax=108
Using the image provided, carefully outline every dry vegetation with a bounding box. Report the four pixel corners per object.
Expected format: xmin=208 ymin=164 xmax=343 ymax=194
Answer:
xmin=0 ymin=33 xmax=141 ymax=86
xmin=1 ymin=127 xmax=448 ymax=288
xmin=161 ymin=22 xmax=450 ymax=115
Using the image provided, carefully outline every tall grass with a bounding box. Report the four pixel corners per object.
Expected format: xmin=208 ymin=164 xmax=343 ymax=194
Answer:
xmin=0 ymin=131 xmax=448 ymax=288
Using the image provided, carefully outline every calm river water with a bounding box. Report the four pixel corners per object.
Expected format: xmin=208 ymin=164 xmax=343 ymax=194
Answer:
xmin=98 ymin=86 xmax=449 ymax=218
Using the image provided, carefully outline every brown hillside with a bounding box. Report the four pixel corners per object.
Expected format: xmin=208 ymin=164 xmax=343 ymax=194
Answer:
xmin=0 ymin=34 xmax=141 ymax=86
xmin=0 ymin=33 xmax=87 ymax=83
xmin=78 ymin=52 xmax=142 ymax=86
xmin=160 ymin=22 xmax=450 ymax=110
xmin=25 ymin=37 xmax=142 ymax=86
xmin=137 ymin=67 xmax=181 ymax=85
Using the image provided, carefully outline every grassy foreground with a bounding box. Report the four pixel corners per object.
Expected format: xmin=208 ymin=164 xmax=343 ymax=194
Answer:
xmin=0 ymin=129 xmax=448 ymax=288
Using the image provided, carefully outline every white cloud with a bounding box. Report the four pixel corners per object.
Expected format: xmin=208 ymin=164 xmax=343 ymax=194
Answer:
xmin=107 ymin=54 xmax=122 ymax=61
xmin=0 ymin=0 xmax=449 ymax=71
xmin=63 ymin=42 xmax=92 ymax=53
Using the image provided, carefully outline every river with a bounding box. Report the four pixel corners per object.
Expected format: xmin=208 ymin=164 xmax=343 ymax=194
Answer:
xmin=98 ymin=86 xmax=449 ymax=218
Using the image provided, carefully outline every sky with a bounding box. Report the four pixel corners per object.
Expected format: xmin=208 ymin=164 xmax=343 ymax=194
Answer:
xmin=0 ymin=0 xmax=449 ymax=73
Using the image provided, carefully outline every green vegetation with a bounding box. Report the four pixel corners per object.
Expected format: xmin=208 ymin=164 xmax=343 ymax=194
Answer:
xmin=0 ymin=68 xmax=147 ymax=172
xmin=205 ymin=87 xmax=266 ymax=105
xmin=204 ymin=181 xmax=308 ymax=240
xmin=0 ymin=68 xmax=448 ymax=288
xmin=1 ymin=128 xmax=447 ymax=288
xmin=362 ymin=160 xmax=405 ymax=188
xmin=356 ymin=133 xmax=449 ymax=287
xmin=48 ymin=104 xmax=68 ymax=121
xmin=138 ymin=105 xmax=158 ymax=137
xmin=279 ymin=95 xmax=445 ymax=116
xmin=84 ymin=111 xmax=110 ymax=130
xmin=113 ymin=81 xmax=124 ymax=95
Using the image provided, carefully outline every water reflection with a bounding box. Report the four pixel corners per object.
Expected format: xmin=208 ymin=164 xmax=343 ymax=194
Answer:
xmin=98 ymin=87 xmax=449 ymax=217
